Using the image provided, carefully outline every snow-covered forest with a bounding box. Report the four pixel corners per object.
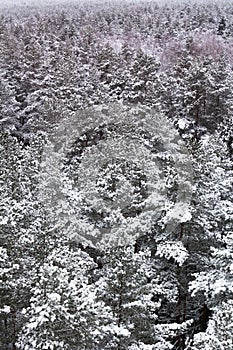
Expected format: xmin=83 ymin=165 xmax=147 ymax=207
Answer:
xmin=0 ymin=0 xmax=232 ymax=349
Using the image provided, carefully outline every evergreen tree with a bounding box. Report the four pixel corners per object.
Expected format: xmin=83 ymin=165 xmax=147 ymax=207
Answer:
xmin=17 ymin=245 xmax=104 ymax=350
xmin=94 ymin=246 xmax=192 ymax=350
xmin=0 ymin=132 xmax=54 ymax=349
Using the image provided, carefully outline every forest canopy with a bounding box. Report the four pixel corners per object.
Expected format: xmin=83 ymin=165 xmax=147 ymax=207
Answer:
xmin=0 ymin=0 xmax=232 ymax=349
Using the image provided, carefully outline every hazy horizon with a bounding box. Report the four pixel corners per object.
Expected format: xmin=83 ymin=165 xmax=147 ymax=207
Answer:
xmin=0 ymin=0 xmax=229 ymax=10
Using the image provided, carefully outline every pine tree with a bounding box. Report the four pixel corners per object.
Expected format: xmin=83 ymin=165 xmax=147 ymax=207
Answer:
xmin=188 ymin=300 xmax=233 ymax=350
xmin=187 ymin=130 xmax=233 ymax=349
xmin=0 ymin=132 xmax=54 ymax=349
xmin=17 ymin=245 xmax=104 ymax=350
xmin=94 ymin=245 xmax=192 ymax=350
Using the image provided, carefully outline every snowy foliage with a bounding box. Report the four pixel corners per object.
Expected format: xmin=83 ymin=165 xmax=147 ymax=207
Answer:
xmin=0 ymin=1 xmax=232 ymax=349
xmin=40 ymin=103 xmax=193 ymax=249
xmin=188 ymin=301 xmax=233 ymax=350
xmin=17 ymin=246 xmax=104 ymax=350
xmin=156 ymin=241 xmax=189 ymax=266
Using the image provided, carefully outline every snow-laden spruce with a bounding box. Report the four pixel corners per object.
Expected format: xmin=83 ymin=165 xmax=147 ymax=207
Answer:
xmin=40 ymin=103 xmax=193 ymax=249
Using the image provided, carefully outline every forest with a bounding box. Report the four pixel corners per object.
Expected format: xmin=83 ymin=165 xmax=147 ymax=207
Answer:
xmin=0 ymin=0 xmax=232 ymax=349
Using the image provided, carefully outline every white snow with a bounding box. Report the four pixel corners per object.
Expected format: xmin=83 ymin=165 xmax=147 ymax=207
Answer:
xmin=47 ymin=292 xmax=61 ymax=302
xmin=177 ymin=119 xmax=187 ymax=130
xmin=0 ymin=305 xmax=11 ymax=314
